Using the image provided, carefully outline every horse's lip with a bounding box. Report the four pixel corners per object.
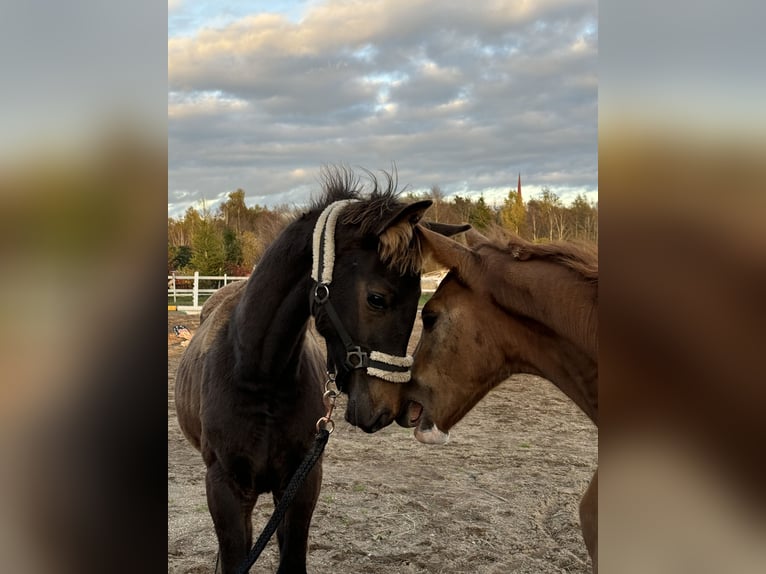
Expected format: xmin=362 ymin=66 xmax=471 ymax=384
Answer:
xmin=407 ymin=401 xmax=423 ymax=427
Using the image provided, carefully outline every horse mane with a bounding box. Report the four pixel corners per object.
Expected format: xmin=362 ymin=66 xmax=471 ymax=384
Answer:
xmin=484 ymin=227 xmax=598 ymax=284
xmin=310 ymin=165 xmax=423 ymax=275
xmin=310 ymin=165 xmax=366 ymax=209
xmin=481 ymin=226 xmax=598 ymax=360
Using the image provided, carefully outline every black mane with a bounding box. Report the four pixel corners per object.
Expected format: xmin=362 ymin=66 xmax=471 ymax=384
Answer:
xmin=310 ymin=165 xmax=404 ymax=233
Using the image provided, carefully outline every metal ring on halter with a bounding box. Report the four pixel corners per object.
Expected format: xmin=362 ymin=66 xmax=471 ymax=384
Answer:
xmin=314 ymin=283 xmax=330 ymax=304
xmin=345 ymin=347 xmax=368 ymax=370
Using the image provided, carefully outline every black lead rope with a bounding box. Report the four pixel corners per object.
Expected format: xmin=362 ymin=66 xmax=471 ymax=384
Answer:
xmin=235 ymin=428 xmax=331 ymax=574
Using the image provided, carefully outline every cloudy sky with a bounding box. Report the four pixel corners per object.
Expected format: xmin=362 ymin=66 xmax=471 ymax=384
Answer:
xmin=168 ymin=0 xmax=597 ymax=218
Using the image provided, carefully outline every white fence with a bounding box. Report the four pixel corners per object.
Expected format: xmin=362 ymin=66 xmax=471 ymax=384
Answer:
xmin=168 ymin=272 xmax=249 ymax=312
xmin=168 ymin=271 xmax=441 ymax=313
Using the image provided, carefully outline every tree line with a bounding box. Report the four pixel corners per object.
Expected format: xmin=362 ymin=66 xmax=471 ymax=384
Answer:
xmin=168 ymin=186 xmax=597 ymax=276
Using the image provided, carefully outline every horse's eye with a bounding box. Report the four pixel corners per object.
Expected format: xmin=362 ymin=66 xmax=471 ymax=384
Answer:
xmin=367 ymin=293 xmax=387 ymax=310
xmin=422 ymin=308 xmax=438 ymax=330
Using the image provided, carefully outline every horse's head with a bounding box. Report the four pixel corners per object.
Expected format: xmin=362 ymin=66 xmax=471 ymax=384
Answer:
xmin=310 ymin=168 xmax=468 ymax=432
xmin=394 ymin=227 xmax=494 ymax=443
xmin=401 ymin=226 xmax=598 ymax=443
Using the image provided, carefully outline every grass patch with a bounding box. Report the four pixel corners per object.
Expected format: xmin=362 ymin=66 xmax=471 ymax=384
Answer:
xmin=168 ymin=294 xmax=213 ymax=306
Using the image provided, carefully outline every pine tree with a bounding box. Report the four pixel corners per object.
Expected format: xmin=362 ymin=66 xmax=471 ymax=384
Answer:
xmin=500 ymin=189 xmax=527 ymax=236
xmin=189 ymin=203 xmax=225 ymax=275
xmin=469 ymin=196 xmax=494 ymax=230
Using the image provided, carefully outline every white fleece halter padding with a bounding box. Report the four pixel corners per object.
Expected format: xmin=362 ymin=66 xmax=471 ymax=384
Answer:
xmin=367 ymin=367 xmax=411 ymax=383
xmin=370 ymin=350 xmax=413 ymax=368
xmin=368 ymin=350 xmax=414 ymax=383
xmin=311 ymin=199 xmax=357 ymax=285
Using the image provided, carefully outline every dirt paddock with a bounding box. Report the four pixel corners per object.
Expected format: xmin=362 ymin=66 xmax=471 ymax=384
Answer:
xmin=168 ymin=311 xmax=597 ymax=573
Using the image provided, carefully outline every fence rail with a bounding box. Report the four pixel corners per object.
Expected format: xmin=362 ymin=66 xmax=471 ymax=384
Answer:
xmin=168 ymin=272 xmax=249 ymax=311
xmin=168 ymin=271 xmax=439 ymax=313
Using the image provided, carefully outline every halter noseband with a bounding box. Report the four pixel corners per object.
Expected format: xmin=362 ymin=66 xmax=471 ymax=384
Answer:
xmin=310 ymin=200 xmax=414 ymax=384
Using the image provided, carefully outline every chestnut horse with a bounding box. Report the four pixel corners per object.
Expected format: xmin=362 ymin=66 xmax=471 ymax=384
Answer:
xmin=403 ymin=227 xmax=598 ymax=572
xmin=174 ymin=167 xmax=467 ymax=574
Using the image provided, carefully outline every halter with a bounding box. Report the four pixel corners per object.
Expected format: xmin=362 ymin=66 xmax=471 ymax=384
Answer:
xmin=310 ymin=200 xmax=414 ymax=384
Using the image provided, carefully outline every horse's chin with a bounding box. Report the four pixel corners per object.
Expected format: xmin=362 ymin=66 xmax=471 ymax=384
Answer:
xmin=401 ymin=401 xmax=450 ymax=445
xmin=414 ymin=421 xmax=450 ymax=445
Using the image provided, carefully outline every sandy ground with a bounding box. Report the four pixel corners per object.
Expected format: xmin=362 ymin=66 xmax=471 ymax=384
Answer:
xmin=168 ymin=311 xmax=597 ymax=573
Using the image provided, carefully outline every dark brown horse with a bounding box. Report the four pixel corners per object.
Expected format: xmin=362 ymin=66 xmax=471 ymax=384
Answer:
xmin=174 ymin=167 xmax=467 ymax=574
xmin=401 ymin=226 xmax=599 ymax=572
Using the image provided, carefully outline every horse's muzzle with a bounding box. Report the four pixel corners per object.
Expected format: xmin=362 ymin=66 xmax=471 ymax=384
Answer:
xmin=343 ymin=379 xmax=397 ymax=432
xmin=344 ymin=398 xmax=395 ymax=433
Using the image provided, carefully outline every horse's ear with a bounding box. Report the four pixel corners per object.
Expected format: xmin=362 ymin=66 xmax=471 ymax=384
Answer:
xmin=416 ymin=224 xmax=479 ymax=278
xmin=375 ymin=199 xmax=433 ymax=236
xmin=421 ymin=221 xmax=472 ymax=237
xmin=464 ymin=228 xmax=489 ymax=247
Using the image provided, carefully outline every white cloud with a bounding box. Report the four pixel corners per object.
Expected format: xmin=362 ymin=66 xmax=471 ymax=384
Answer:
xmin=168 ymin=90 xmax=250 ymax=119
xmin=169 ymin=0 xmax=597 ymax=210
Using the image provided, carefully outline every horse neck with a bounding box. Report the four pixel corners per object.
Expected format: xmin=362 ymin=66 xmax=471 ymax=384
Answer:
xmin=231 ymin=216 xmax=316 ymax=380
xmin=511 ymin=326 xmax=599 ymax=425
xmin=489 ymin=258 xmax=599 ymax=424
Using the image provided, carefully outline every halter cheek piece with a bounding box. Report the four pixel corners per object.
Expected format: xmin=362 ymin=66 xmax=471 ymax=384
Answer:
xmin=310 ymin=200 xmax=414 ymax=384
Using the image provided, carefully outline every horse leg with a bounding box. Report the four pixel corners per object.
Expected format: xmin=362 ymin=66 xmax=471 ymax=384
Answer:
xmin=579 ymin=467 xmax=598 ymax=573
xmin=273 ymin=461 xmax=323 ymax=574
xmin=243 ymin=496 xmax=256 ymax=552
xmin=206 ymin=460 xmax=252 ymax=574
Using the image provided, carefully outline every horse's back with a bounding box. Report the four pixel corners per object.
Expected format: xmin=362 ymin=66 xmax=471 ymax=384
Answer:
xmin=175 ymin=280 xmax=247 ymax=450
xmin=199 ymin=279 xmax=247 ymax=324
